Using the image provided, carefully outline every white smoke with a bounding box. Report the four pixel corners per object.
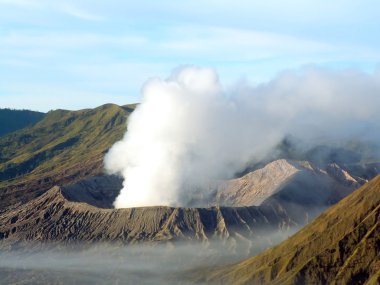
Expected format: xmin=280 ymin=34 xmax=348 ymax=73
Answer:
xmin=105 ymin=66 xmax=380 ymax=208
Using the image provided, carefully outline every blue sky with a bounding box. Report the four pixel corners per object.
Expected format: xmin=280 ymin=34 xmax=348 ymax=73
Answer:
xmin=1 ymin=0 xmax=379 ymax=111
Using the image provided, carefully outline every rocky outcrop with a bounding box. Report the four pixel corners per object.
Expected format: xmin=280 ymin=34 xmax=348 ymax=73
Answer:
xmin=326 ymin=162 xmax=360 ymax=187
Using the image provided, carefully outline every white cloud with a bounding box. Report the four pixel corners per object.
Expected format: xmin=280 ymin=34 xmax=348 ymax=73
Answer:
xmin=105 ymin=66 xmax=380 ymax=208
xmin=0 ymin=0 xmax=105 ymax=21
xmin=158 ymin=26 xmax=334 ymax=62
xmin=1 ymin=0 xmax=379 ymax=112
xmin=58 ymin=3 xmax=105 ymax=21
xmin=0 ymin=0 xmax=41 ymax=8
xmin=0 ymin=31 xmax=146 ymax=49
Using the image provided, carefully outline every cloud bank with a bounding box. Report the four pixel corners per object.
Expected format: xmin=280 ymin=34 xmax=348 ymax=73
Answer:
xmin=105 ymin=66 xmax=380 ymax=208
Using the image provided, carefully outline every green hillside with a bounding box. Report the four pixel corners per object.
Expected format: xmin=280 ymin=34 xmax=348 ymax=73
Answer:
xmin=0 ymin=103 xmax=135 ymax=209
xmin=0 ymin=109 xmax=45 ymax=137
xmin=196 ymin=175 xmax=380 ymax=285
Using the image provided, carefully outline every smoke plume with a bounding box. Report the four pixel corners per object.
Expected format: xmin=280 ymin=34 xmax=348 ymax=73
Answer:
xmin=105 ymin=66 xmax=380 ymax=208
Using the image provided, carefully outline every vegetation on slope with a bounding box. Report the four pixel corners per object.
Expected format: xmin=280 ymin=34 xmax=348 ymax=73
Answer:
xmin=197 ymin=175 xmax=380 ymax=285
xmin=0 ymin=104 xmax=135 ymax=209
xmin=0 ymin=108 xmax=45 ymax=137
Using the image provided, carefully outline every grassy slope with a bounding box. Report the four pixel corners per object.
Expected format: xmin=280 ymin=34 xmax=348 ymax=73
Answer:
xmin=0 ymin=103 xmax=134 ymax=209
xmin=0 ymin=109 xmax=45 ymax=137
xmin=198 ymin=175 xmax=380 ymax=285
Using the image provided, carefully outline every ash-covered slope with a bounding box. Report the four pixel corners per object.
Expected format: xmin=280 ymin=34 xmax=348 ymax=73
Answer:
xmin=0 ymin=183 xmax=296 ymax=250
xmin=1 ymin=158 xmax=373 ymax=251
xmin=62 ymin=175 xmax=123 ymax=209
xmin=214 ymin=159 xmax=372 ymax=226
xmin=215 ymin=159 xmax=302 ymax=206
xmin=256 ymin=161 xmax=366 ymax=225
xmin=215 ymin=159 xmax=361 ymax=207
xmin=196 ymin=175 xmax=380 ymax=285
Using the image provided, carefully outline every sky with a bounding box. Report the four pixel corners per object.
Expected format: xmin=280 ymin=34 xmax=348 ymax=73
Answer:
xmin=0 ymin=0 xmax=379 ymax=112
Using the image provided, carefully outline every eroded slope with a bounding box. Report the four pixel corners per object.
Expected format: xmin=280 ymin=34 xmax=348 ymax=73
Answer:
xmin=0 ymin=184 xmax=296 ymax=251
xmin=215 ymin=159 xmax=361 ymax=207
xmin=196 ymin=175 xmax=380 ymax=285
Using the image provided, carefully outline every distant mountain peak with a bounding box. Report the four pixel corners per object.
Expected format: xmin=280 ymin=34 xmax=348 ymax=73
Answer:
xmin=215 ymin=159 xmax=364 ymax=208
xmin=195 ymin=175 xmax=380 ymax=285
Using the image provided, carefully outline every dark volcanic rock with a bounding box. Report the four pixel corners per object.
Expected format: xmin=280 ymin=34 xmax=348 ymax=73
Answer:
xmin=61 ymin=175 xmax=123 ymax=208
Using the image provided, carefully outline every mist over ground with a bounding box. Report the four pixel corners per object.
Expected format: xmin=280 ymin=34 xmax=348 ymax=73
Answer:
xmin=0 ymin=232 xmax=296 ymax=285
xmin=105 ymin=66 xmax=380 ymax=208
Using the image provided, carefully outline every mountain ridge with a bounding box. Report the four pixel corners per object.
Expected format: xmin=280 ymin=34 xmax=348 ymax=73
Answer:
xmin=0 ymin=183 xmax=297 ymax=250
xmin=0 ymin=103 xmax=135 ymax=212
xmin=215 ymin=159 xmax=362 ymax=207
xmin=194 ymin=174 xmax=380 ymax=285
xmin=0 ymin=108 xmax=45 ymax=137
xmin=1 ymin=156 xmax=375 ymax=254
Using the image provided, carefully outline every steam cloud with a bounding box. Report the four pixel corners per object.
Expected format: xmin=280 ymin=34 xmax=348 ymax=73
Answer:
xmin=105 ymin=66 xmax=380 ymax=208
